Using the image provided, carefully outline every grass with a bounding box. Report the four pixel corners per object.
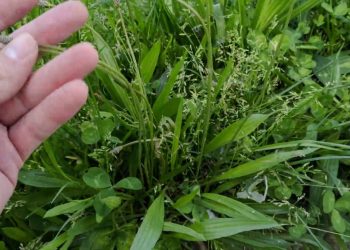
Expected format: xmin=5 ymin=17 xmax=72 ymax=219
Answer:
xmin=1 ymin=0 xmax=350 ymax=249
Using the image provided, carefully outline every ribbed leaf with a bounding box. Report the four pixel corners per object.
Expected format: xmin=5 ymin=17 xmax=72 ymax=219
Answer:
xmin=205 ymin=114 xmax=268 ymax=153
xmin=213 ymin=148 xmax=317 ymax=182
xmin=130 ymin=194 xmax=164 ymax=250
xmin=153 ymin=58 xmax=185 ymax=117
xmin=140 ymin=41 xmax=161 ymax=83
xmin=191 ymin=218 xmax=279 ymax=240
xmin=201 ymin=193 xmax=274 ymax=221
xmin=163 ymin=222 xmax=205 ymax=241
xmin=44 ymin=199 xmax=93 ymax=218
xmin=19 ymin=169 xmax=70 ymax=188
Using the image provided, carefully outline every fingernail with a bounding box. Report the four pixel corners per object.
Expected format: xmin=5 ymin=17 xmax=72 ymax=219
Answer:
xmin=3 ymin=33 xmax=36 ymax=61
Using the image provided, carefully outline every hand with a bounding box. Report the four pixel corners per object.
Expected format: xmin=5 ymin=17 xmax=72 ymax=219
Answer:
xmin=0 ymin=0 xmax=98 ymax=213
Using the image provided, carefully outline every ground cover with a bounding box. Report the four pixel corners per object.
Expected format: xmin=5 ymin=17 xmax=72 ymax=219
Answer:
xmin=1 ymin=0 xmax=350 ymax=249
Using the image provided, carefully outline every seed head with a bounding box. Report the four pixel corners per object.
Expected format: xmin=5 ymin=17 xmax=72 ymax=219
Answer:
xmin=38 ymin=0 xmax=49 ymax=7
xmin=0 ymin=34 xmax=12 ymax=47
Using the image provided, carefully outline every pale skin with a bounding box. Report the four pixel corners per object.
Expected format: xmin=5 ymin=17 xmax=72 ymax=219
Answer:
xmin=0 ymin=1 xmax=98 ymax=213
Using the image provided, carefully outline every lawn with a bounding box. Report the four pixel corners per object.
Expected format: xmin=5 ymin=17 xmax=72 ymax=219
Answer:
xmin=1 ymin=0 xmax=350 ymax=249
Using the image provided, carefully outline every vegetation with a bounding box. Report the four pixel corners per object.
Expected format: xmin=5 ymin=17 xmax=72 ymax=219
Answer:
xmin=1 ymin=0 xmax=350 ymax=249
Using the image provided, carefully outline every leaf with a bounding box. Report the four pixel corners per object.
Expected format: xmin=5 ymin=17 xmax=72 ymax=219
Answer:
xmin=163 ymin=222 xmax=205 ymax=241
xmin=96 ymin=118 xmax=115 ymax=139
xmin=114 ymin=177 xmax=143 ymax=190
xmin=67 ymin=216 xmax=97 ymax=237
xmin=140 ymin=41 xmax=161 ymax=83
xmin=335 ymin=193 xmax=350 ymax=212
xmin=0 ymin=241 xmax=7 ymax=250
xmin=173 ymin=185 xmax=200 ymax=214
xmin=87 ymin=24 xmax=119 ymax=70
xmin=153 ymin=58 xmax=185 ymax=117
xmin=212 ymin=148 xmax=317 ymax=182
xmin=94 ymin=189 xmax=122 ymax=223
xmin=205 ymin=114 xmax=269 ymax=153
xmin=315 ymin=51 xmax=350 ymax=85
xmin=201 ymin=193 xmax=274 ymax=221
xmin=274 ymin=186 xmax=292 ymax=200
xmin=321 ymin=3 xmax=333 ymax=13
xmin=83 ymin=168 xmax=112 ymax=189
xmin=254 ymin=140 xmax=350 ymax=152
xmin=191 ymin=218 xmax=279 ymax=240
xmin=40 ymin=232 xmax=70 ymax=250
xmin=81 ymin=121 xmax=101 ymax=145
xmin=323 ymin=190 xmax=335 ymax=214
xmin=18 ymin=169 xmax=70 ymax=188
xmin=334 ymin=2 xmax=348 ymax=16
xmin=331 ymin=210 xmax=346 ymax=233
xmin=171 ymin=98 xmax=184 ymax=170
xmin=213 ymin=3 xmax=225 ymax=41
xmin=155 ymin=97 xmax=182 ymax=120
xmin=44 ymin=199 xmax=92 ymax=218
xmin=1 ymin=227 xmax=34 ymax=243
xmin=288 ymin=225 xmax=307 ymax=239
xmin=319 ymin=159 xmax=346 ymax=195
xmin=231 ymin=232 xmax=291 ymax=249
xmin=130 ymin=194 xmax=164 ymax=250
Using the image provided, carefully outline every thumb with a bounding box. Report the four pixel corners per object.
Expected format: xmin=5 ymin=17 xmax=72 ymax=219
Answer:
xmin=0 ymin=33 xmax=38 ymax=104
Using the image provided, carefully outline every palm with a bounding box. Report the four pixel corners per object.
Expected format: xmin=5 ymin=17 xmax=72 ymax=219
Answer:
xmin=0 ymin=1 xmax=98 ymax=212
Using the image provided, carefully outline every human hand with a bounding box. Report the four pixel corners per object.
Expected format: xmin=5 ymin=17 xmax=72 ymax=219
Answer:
xmin=0 ymin=1 xmax=98 ymax=213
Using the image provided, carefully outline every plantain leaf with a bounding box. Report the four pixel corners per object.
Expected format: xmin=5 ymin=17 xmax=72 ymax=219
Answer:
xmin=163 ymin=222 xmax=205 ymax=241
xmin=140 ymin=41 xmax=161 ymax=83
xmin=201 ymin=193 xmax=274 ymax=221
xmin=19 ymin=169 xmax=70 ymax=188
xmin=153 ymin=58 xmax=185 ymax=118
xmin=173 ymin=185 xmax=200 ymax=214
xmin=44 ymin=199 xmax=93 ymax=218
xmin=191 ymin=218 xmax=279 ymax=240
xmin=205 ymin=114 xmax=269 ymax=153
xmin=213 ymin=148 xmax=317 ymax=182
xmin=130 ymin=194 xmax=164 ymax=250
xmin=1 ymin=227 xmax=34 ymax=243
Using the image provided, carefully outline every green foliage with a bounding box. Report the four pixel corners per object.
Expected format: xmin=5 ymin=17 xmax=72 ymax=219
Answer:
xmin=130 ymin=194 xmax=164 ymax=250
xmin=2 ymin=0 xmax=350 ymax=249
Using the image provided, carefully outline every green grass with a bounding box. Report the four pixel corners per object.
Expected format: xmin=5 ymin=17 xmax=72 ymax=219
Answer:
xmin=1 ymin=0 xmax=350 ymax=249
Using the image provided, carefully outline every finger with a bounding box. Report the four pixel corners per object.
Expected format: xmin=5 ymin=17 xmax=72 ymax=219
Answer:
xmin=0 ymin=43 xmax=98 ymax=125
xmin=0 ymin=33 xmax=38 ymax=104
xmin=12 ymin=1 xmax=88 ymax=45
xmin=0 ymin=173 xmax=16 ymax=213
xmin=0 ymin=125 xmax=23 ymax=212
xmin=0 ymin=125 xmax=23 ymax=187
xmin=0 ymin=0 xmax=37 ymax=31
xmin=9 ymin=80 xmax=88 ymax=160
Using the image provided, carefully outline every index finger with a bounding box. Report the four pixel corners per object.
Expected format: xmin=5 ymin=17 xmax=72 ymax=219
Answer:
xmin=12 ymin=1 xmax=88 ymax=45
xmin=0 ymin=0 xmax=37 ymax=31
